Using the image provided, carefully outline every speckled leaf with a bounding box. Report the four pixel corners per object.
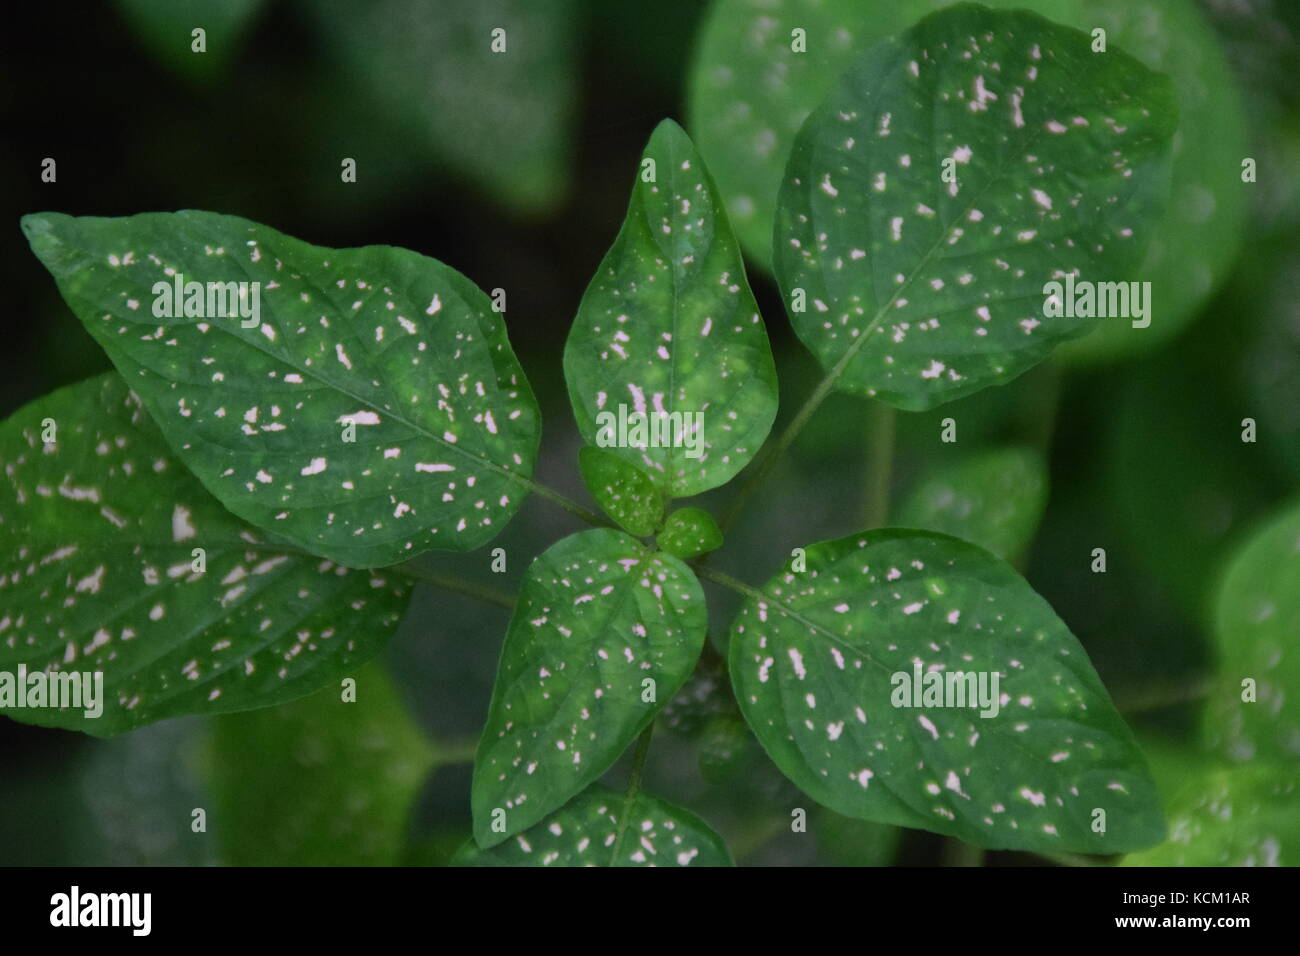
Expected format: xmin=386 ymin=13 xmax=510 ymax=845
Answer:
xmin=472 ymin=528 xmax=706 ymax=847
xmin=210 ymin=661 xmax=435 ymax=865
xmin=895 ymin=447 xmax=1047 ymax=560
xmin=578 ymin=445 xmax=664 ymax=538
xmin=658 ymin=507 xmax=724 ymax=560
xmin=1205 ymin=499 xmax=1300 ymax=764
xmin=773 ymin=4 xmax=1176 ymax=410
xmin=563 ymin=119 xmax=778 ymax=498
xmin=729 ymin=529 xmax=1163 ymax=852
xmin=1121 ymin=762 xmax=1296 ymax=866
xmin=22 ymin=210 xmax=540 ymax=569
xmin=688 ymin=0 xmax=1244 ymax=363
xmin=0 ymin=374 xmax=411 ymax=737
xmin=457 ymin=785 xmax=732 ymax=866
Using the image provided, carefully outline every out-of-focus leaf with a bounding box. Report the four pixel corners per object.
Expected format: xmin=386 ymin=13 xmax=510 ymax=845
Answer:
xmin=1121 ymin=761 xmax=1296 ymax=866
xmin=303 ymin=0 xmax=580 ymax=214
xmin=116 ymin=0 xmax=263 ymax=82
xmin=1205 ymin=498 xmax=1300 ymax=764
xmin=895 ymin=447 xmax=1048 ymax=561
xmin=209 ymin=662 xmax=435 ymax=865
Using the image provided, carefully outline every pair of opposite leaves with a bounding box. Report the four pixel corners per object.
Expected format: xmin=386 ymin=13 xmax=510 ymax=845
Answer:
xmin=8 ymin=5 xmax=1174 ymax=856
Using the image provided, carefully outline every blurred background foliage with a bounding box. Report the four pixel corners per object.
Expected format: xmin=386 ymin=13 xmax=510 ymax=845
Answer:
xmin=1 ymin=0 xmax=1296 ymax=866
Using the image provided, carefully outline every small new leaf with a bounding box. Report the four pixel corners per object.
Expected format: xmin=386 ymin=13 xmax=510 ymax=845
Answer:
xmin=578 ymin=445 xmax=665 ymax=537
xmin=658 ymin=507 xmax=723 ymax=560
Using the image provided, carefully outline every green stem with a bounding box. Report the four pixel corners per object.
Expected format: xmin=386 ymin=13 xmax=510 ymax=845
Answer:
xmin=1112 ymin=675 xmax=1214 ymax=715
xmin=863 ymin=402 xmax=896 ymax=529
xmin=694 ymin=565 xmax=767 ymax=603
xmin=431 ymin=737 xmax=480 ymax=768
xmin=391 ymin=564 xmax=516 ymax=610
xmin=624 ymin=723 xmax=655 ymax=799
xmin=515 ymin=475 xmax=611 ymax=528
xmin=612 ymin=723 xmax=656 ymax=856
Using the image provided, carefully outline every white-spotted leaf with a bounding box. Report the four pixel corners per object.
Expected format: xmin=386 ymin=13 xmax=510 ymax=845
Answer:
xmin=472 ymin=528 xmax=706 ymax=847
xmin=0 ymin=374 xmax=411 ymax=736
xmin=729 ymin=529 xmax=1164 ymax=852
xmin=563 ymin=119 xmax=779 ymax=498
xmin=773 ymin=4 xmax=1176 ymax=410
xmin=457 ymin=784 xmax=733 ymax=867
xmin=22 ymin=211 xmax=540 ymax=568
xmin=689 ymin=0 xmax=1244 ymax=363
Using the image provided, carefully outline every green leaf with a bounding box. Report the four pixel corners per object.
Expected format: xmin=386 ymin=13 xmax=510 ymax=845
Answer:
xmin=895 ymin=447 xmax=1047 ymax=561
xmin=0 ymin=374 xmax=412 ymax=736
xmin=472 ymin=528 xmax=706 ymax=847
xmin=22 ymin=210 xmax=541 ymax=569
xmin=116 ymin=0 xmax=264 ymax=82
xmin=773 ymin=4 xmax=1176 ymax=411
xmin=729 ymin=529 xmax=1163 ymax=852
xmin=209 ymin=662 xmax=435 ymax=865
xmin=1205 ymin=499 xmax=1300 ymax=764
xmin=1121 ymin=762 xmax=1296 ymax=866
xmin=689 ymin=0 xmax=1245 ymax=362
xmin=302 ymin=0 xmax=579 ymax=214
xmin=578 ymin=445 xmax=664 ymax=537
xmin=658 ymin=506 xmax=724 ymax=560
xmin=563 ymin=119 xmax=779 ymax=498
xmin=457 ymin=785 xmax=733 ymax=866
xmin=77 ymin=718 xmax=218 ymax=865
